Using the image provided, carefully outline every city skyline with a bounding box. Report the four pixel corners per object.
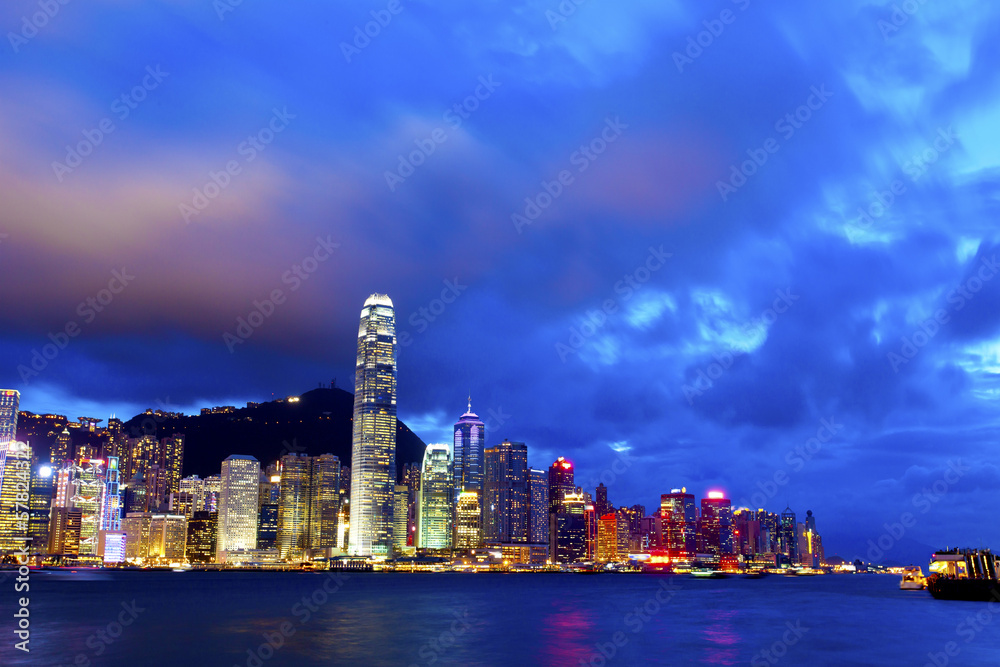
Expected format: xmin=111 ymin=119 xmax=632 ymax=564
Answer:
xmin=1 ymin=0 xmax=998 ymax=569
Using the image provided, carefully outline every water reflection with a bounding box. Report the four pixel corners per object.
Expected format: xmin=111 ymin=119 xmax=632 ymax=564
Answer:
xmin=701 ymin=608 xmax=739 ymax=664
xmin=540 ymin=601 xmax=597 ymax=666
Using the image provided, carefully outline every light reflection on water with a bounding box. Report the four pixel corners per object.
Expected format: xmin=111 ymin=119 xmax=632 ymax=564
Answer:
xmin=4 ymin=571 xmax=1000 ymax=666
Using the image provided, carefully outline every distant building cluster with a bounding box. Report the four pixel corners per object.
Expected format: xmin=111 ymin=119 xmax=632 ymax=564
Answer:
xmin=0 ymin=294 xmax=826 ymax=570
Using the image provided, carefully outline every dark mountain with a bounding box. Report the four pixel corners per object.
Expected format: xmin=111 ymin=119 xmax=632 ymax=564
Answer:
xmin=120 ymin=387 xmax=426 ymax=478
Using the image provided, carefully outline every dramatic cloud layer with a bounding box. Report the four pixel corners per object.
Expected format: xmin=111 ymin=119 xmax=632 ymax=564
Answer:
xmin=2 ymin=0 xmax=999 ymax=562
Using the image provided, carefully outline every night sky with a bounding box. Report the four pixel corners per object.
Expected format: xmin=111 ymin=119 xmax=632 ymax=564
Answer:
xmin=2 ymin=1 xmax=999 ymax=563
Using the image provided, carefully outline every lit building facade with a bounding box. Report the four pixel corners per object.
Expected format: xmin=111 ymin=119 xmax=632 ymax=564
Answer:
xmin=552 ymin=492 xmax=587 ymax=563
xmin=699 ymin=492 xmax=734 ymax=555
xmin=187 ymin=511 xmax=218 ymax=563
xmin=596 ymin=513 xmax=618 ymax=562
xmin=393 ymin=484 xmax=410 ymax=553
xmin=779 ymin=506 xmax=798 ymax=563
xmin=0 ymin=389 xmax=19 ymax=490
xmin=349 ymin=294 xmax=397 ymax=557
xmin=28 ymin=462 xmax=55 ymax=553
xmin=528 ymin=468 xmax=548 ymax=545
xmin=217 ymin=455 xmax=261 ymax=562
xmin=454 ymin=490 xmax=482 ymax=549
xmin=417 ymin=444 xmax=452 ymax=550
xmin=483 ymin=440 xmax=528 ymax=544
xmin=0 ymin=440 xmax=31 ymax=553
xmin=661 ymin=489 xmax=696 ymax=558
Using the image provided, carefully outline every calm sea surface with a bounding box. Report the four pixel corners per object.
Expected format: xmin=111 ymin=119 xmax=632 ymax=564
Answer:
xmin=3 ymin=570 xmax=999 ymax=666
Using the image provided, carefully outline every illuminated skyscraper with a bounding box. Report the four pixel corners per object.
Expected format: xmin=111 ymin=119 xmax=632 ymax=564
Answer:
xmin=71 ymin=458 xmax=106 ymax=556
xmin=779 ymin=506 xmax=798 ymax=563
xmin=453 ymin=490 xmax=481 ymax=549
xmin=52 ymin=427 xmax=71 ymax=465
xmin=28 ymin=462 xmax=55 ymax=553
xmin=528 ymin=468 xmax=548 ymax=545
xmin=159 ymin=434 xmax=185 ymax=498
xmin=277 ymin=453 xmax=312 ymax=560
xmin=699 ymin=492 xmax=733 ymax=555
xmin=417 ymin=444 xmax=452 ymax=550
xmin=661 ymin=489 xmax=696 ymax=558
xmin=595 ymin=482 xmax=610 ymax=518
xmin=453 ymin=399 xmax=485 ymax=503
xmin=0 ymin=389 xmax=20 ymax=495
xmin=483 ymin=440 xmax=528 ymax=544
xmin=309 ymin=453 xmax=341 ymax=551
xmin=349 ymin=294 xmax=397 ymax=557
xmin=393 ymin=484 xmax=410 ymax=553
xmin=0 ymin=439 xmax=30 ymax=553
xmin=276 ymin=453 xmax=341 ymax=560
xmin=217 ymin=455 xmax=260 ymax=562
xmin=547 ymin=457 xmax=574 ymax=511
xmin=552 ymin=492 xmax=587 ymax=563
xmin=187 ymin=511 xmax=218 ymax=564
xmin=596 ymin=513 xmax=618 ymax=562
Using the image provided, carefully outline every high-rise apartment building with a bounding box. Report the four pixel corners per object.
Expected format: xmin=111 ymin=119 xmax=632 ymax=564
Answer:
xmin=349 ymin=294 xmax=397 ymax=557
xmin=417 ymin=444 xmax=452 ymax=550
xmin=483 ymin=440 xmax=529 ymax=544
xmin=453 ymin=399 xmax=485 ymax=503
xmin=217 ymin=455 xmax=260 ymax=562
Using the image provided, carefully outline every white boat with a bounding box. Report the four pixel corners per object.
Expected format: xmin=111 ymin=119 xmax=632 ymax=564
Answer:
xmin=900 ymin=565 xmax=926 ymax=590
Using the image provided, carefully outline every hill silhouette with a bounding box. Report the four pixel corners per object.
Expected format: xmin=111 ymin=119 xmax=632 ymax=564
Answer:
xmin=120 ymin=387 xmax=427 ymax=478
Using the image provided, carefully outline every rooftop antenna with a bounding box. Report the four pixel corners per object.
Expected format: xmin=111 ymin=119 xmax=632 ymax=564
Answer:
xmin=468 ymin=391 xmax=472 ymax=413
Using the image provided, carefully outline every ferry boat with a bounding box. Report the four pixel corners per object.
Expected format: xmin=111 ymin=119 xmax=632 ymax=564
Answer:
xmin=926 ymin=549 xmax=1000 ymax=601
xmin=899 ymin=566 xmax=925 ymax=590
xmin=690 ymin=568 xmax=729 ymax=579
